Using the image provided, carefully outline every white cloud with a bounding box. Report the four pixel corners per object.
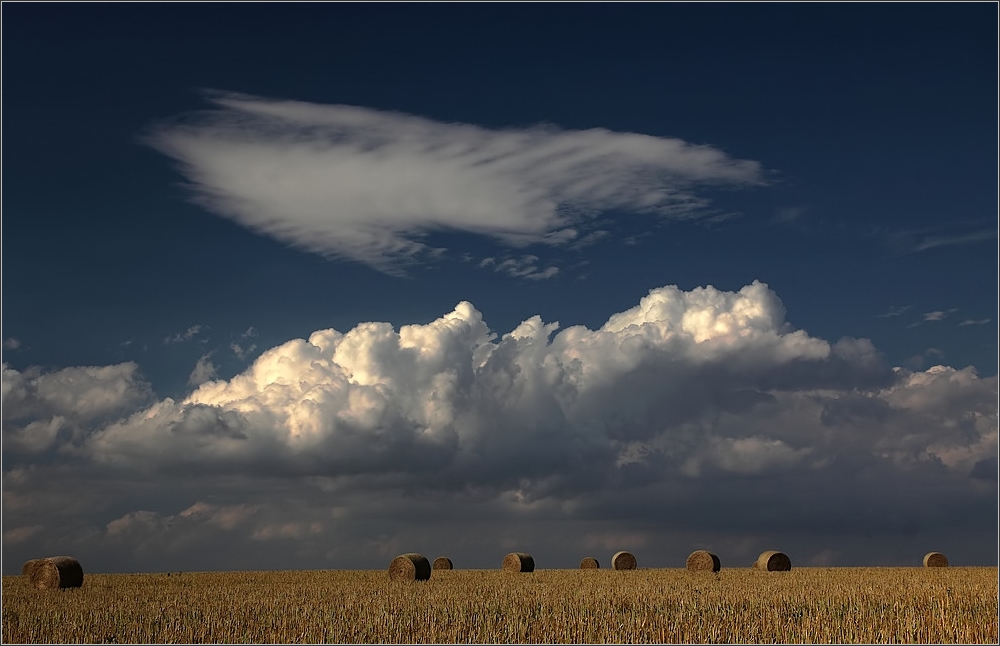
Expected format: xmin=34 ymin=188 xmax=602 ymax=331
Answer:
xmin=922 ymin=309 xmax=958 ymax=322
xmin=164 ymin=325 xmax=205 ymax=344
xmin=771 ymin=206 xmax=806 ymax=225
xmin=251 ymin=521 xmax=323 ymax=542
xmin=106 ymin=510 xmax=167 ymax=539
xmin=2 ymin=525 xmax=41 ymax=545
xmin=958 ymin=318 xmax=991 ymax=326
xmin=188 ymin=353 xmax=219 ymax=386
xmin=2 ymin=362 xmax=153 ymax=453
xmin=570 ymin=230 xmax=610 ymax=250
xmin=876 ymin=305 xmax=911 ymax=318
xmin=485 ymin=254 xmax=559 ymax=280
xmin=3 ymin=338 xmax=21 ymax=350
xmin=699 ymin=436 xmax=812 ymax=475
xmin=144 ymin=91 xmax=766 ymax=275
xmin=908 ymin=308 xmax=961 ymax=327
xmin=78 ymin=281 xmax=994 ymax=492
xmin=228 ymin=327 xmax=259 ymax=361
xmin=5 ymin=282 xmax=996 ymax=572
xmin=177 ymin=501 xmax=257 ymax=531
xmin=911 ymin=229 xmax=997 ymax=252
xmin=888 ymin=221 xmax=997 ymax=255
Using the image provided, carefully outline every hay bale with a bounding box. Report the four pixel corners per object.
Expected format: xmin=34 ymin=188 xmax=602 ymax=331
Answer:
xmin=611 ymin=551 xmax=637 ymax=570
xmin=29 ymin=557 xmax=83 ymax=589
xmin=686 ymin=550 xmax=721 ymax=572
xmin=579 ymin=557 xmax=600 ymax=569
xmin=388 ymin=553 xmax=431 ymax=581
xmin=755 ymin=550 xmax=791 ymax=571
xmin=432 ymin=556 xmax=453 ymax=570
xmin=923 ymin=552 xmax=949 ymax=568
xmin=502 ymin=552 xmax=534 ymax=572
xmin=21 ymin=559 xmax=45 ymax=577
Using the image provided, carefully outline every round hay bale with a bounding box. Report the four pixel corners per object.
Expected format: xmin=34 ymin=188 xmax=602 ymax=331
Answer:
xmin=21 ymin=559 xmax=45 ymax=577
xmin=755 ymin=550 xmax=791 ymax=572
xmin=502 ymin=552 xmax=534 ymax=572
xmin=432 ymin=556 xmax=453 ymax=570
xmin=579 ymin=557 xmax=600 ymax=569
xmin=29 ymin=557 xmax=83 ymax=589
xmin=611 ymin=550 xmax=637 ymax=570
xmin=686 ymin=550 xmax=721 ymax=572
xmin=388 ymin=553 xmax=431 ymax=581
xmin=923 ymin=552 xmax=949 ymax=568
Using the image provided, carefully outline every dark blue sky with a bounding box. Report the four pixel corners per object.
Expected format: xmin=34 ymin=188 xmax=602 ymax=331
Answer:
xmin=2 ymin=3 xmax=997 ymax=573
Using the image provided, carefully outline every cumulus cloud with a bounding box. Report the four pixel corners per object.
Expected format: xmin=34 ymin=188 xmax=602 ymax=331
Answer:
xmin=3 ymin=281 xmax=996 ymax=572
xmin=188 ymin=353 xmax=218 ymax=386
xmin=2 ymin=362 xmax=153 ymax=454
xmin=79 ymin=281 xmax=995 ymax=493
xmin=143 ymin=91 xmax=766 ymax=274
xmin=230 ymin=336 xmax=258 ymax=362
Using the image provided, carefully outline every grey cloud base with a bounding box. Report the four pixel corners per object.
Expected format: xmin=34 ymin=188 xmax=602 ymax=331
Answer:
xmin=2 ymin=281 xmax=996 ymax=572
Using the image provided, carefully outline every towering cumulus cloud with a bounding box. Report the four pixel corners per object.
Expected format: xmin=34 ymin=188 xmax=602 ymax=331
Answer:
xmin=3 ymin=282 xmax=996 ymax=571
xmin=144 ymin=92 xmax=766 ymax=273
xmin=81 ymin=281 xmax=994 ymax=488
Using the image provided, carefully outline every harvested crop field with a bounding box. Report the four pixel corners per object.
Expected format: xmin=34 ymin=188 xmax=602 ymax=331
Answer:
xmin=2 ymin=567 xmax=997 ymax=643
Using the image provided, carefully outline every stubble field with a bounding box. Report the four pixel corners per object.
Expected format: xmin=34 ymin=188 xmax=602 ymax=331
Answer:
xmin=2 ymin=566 xmax=997 ymax=643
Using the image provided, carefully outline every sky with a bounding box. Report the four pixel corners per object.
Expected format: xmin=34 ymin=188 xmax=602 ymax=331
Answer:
xmin=1 ymin=3 xmax=997 ymax=575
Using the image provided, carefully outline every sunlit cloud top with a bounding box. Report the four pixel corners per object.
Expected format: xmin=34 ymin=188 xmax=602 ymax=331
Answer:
xmin=145 ymin=91 xmax=767 ymax=274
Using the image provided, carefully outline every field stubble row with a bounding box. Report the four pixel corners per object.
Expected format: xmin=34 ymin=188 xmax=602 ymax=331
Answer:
xmin=2 ymin=567 xmax=997 ymax=643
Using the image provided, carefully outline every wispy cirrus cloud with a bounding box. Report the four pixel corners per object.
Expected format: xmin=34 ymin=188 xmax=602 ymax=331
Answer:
xmin=876 ymin=305 xmax=912 ymax=318
xmin=922 ymin=309 xmax=958 ymax=322
xmin=164 ymin=325 xmax=205 ymax=345
xmin=910 ymin=230 xmax=997 ymax=252
xmin=887 ymin=220 xmax=997 ymax=255
xmin=907 ymin=309 xmax=959 ymax=328
xmin=479 ymin=255 xmax=559 ymax=281
xmin=144 ymin=91 xmax=767 ymax=275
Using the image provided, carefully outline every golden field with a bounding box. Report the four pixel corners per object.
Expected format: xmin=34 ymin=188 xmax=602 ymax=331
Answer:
xmin=2 ymin=566 xmax=997 ymax=643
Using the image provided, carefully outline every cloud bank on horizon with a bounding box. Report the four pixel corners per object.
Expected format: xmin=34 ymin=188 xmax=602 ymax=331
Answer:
xmin=3 ymin=281 xmax=995 ymax=571
xmin=143 ymin=91 xmax=767 ymax=275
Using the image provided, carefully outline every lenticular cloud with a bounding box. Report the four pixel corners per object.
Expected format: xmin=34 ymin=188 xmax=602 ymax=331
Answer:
xmin=81 ymin=281 xmax=997 ymax=490
xmin=144 ymin=91 xmax=766 ymax=273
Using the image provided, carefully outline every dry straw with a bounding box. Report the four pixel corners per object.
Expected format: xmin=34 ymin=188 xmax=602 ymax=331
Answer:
xmin=502 ymin=552 xmax=534 ymax=572
xmin=21 ymin=559 xmax=45 ymax=577
xmin=755 ymin=550 xmax=791 ymax=571
xmin=686 ymin=550 xmax=721 ymax=572
xmin=388 ymin=553 xmax=431 ymax=581
xmin=432 ymin=557 xmax=453 ymax=570
xmin=923 ymin=552 xmax=949 ymax=568
xmin=29 ymin=556 xmax=84 ymax=589
xmin=611 ymin=551 xmax=637 ymax=570
xmin=579 ymin=557 xmax=600 ymax=569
